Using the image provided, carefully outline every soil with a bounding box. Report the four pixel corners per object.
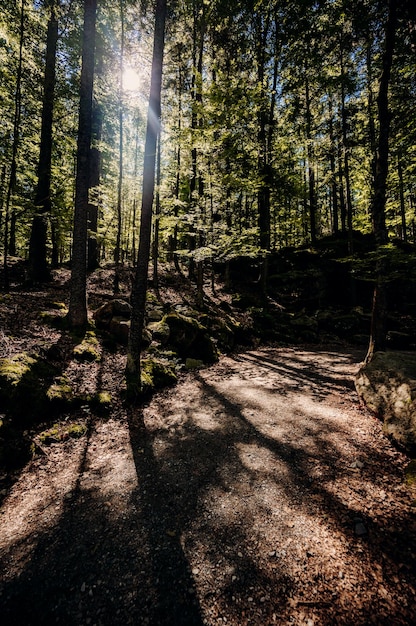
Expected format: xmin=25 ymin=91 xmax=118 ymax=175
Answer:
xmin=1 ymin=265 xmax=416 ymax=625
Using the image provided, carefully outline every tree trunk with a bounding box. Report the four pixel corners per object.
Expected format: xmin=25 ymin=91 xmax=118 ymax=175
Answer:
xmin=366 ymin=0 xmax=398 ymax=363
xmin=152 ymin=131 xmax=161 ymax=293
xmin=87 ymin=34 xmax=104 ymax=271
xmin=126 ymin=0 xmax=167 ymax=396
xmin=68 ymin=0 xmax=97 ymax=329
xmin=305 ymin=72 xmax=317 ymax=244
xmin=28 ymin=6 xmax=58 ymax=283
xmin=114 ymin=0 xmax=125 ymax=294
xmin=3 ymin=0 xmax=24 ymax=290
xmin=397 ymin=155 xmax=407 ymax=242
xmin=328 ymin=98 xmax=339 ymax=233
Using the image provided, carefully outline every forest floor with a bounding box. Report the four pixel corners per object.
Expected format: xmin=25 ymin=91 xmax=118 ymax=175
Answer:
xmin=1 ymin=264 xmax=416 ymax=625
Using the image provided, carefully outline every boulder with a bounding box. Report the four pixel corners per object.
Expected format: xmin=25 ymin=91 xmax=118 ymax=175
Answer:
xmin=165 ymin=312 xmax=218 ymax=363
xmin=93 ymin=299 xmax=131 ymax=328
xmin=355 ymin=351 xmax=416 ymax=452
xmin=148 ymin=320 xmax=170 ymax=344
xmin=109 ymin=317 xmax=131 ymax=345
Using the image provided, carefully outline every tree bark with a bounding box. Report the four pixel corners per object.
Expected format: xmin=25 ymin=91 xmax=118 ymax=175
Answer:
xmin=3 ymin=0 xmax=24 ymax=290
xmin=366 ymin=0 xmax=398 ymax=362
xmin=126 ymin=0 xmax=167 ymax=396
xmin=68 ymin=0 xmax=97 ymax=329
xmin=87 ymin=33 xmax=104 ymax=271
xmin=28 ymin=5 xmax=58 ymax=283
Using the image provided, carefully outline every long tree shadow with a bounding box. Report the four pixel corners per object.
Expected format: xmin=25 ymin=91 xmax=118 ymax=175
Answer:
xmin=127 ymin=408 xmax=204 ymax=625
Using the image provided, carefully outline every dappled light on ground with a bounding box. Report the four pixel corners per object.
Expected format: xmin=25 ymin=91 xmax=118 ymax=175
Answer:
xmin=1 ymin=347 xmax=415 ymax=624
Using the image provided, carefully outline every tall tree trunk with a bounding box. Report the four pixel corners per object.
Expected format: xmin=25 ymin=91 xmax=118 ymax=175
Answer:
xmin=126 ymin=0 xmax=167 ymax=395
xmin=114 ymin=0 xmax=125 ymax=293
xmin=397 ymin=155 xmax=407 ymax=242
xmin=328 ymin=98 xmax=339 ymax=233
xmin=366 ymin=0 xmax=398 ymax=363
xmin=340 ymin=42 xmax=354 ymax=252
xmin=87 ymin=33 xmax=104 ymax=271
xmin=256 ymin=9 xmax=272 ymax=251
xmin=28 ymin=5 xmax=58 ymax=283
xmin=152 ymin=131 xmax=161 ymax=293
xmin=305 ymin=70 xmax=317 ymax=244
xmin=68 ymin=0 xmax=97 ymax=329
xmin=3 ymin=0 xmax=24 ymax=290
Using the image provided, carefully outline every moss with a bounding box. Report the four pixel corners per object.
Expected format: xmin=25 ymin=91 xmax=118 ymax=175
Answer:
xmin=73 ymin=331 xmax=101 ymax=362
xmin=39 ymin=311 xmax=68 ymax=329
xmin=141 ymin=357 xmax=177 ymax=393
xmin=0 ymin=353 xmax=37 ymax=389
xmin=49 ymin=302 xmax=68 ymax=311
xmin=89 ymin=391 xmax=112 ymax=414
xmin=0 ymin=353 xmax=57 ymax=421
xmin=37 ymin=421 xmax=87 ymax=446
xmin=405 ymin=460 xmax=416 ymax=486
xmin=46 ymin=376 xmax=74 ymax=405
xmin=164 ymin=312 xmax=218 ymax=363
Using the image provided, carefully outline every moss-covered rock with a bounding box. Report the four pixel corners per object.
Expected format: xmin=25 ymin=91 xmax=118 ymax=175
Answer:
xmin=405 ymin=459 xmax=416 ymax=487
xmin=89 ymin=391 xmax=112 ymax=414
xmin=147 ymin=320 xmax=170 ymax=344
xmin=164 ymin=312 xmax=218 ymax=363
xmin=93 ymin=298 xmax=132 ymax=328
xmin=46 ymin=375 xmax=74 ymax=408
xmin=39 ymin=310 xmax=68 ymax=329
xmin=141 ymin=357 xmax=177 ymax=393
xmin=355 ymin=351 xmax=416 ymax=453
xmin=73 ymin=331 xmax=101 ymax=362
xmin=185 ymin=358 xmax=204 ymax=370
xmin=0 ymin=352 xmax=57 ymax=420
xmin=37 ymin=421 xmax=87 ymax=446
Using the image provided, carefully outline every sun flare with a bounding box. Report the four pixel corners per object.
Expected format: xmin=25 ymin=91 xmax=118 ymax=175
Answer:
xmin=122 ymin=66 xmax=142 ymax=93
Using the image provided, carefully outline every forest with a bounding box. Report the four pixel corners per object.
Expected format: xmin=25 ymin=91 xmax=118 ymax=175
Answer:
xmin=1 ymin=1 xmax=416 ymax=624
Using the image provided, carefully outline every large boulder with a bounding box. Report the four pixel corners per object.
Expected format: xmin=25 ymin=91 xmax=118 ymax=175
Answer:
xmin=355 ymin=351 xmax=416 ymax=453
xmin=93 ymin=299 xmax=131 ymax=328
xmin=164 ymin=312 xmax=218 ymax=363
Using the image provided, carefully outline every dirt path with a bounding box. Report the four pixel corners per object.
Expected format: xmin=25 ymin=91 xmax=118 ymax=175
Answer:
xmin=1 ymin=346 xmax=415 ymax=625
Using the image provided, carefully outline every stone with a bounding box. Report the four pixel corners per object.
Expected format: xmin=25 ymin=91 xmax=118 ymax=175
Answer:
xmin=165 ymin=312 xmax=218 ymax=363
xmin=109 ymin=317 xmax=131 ymax=346
xmin=185 ymin=358 xmax=204 ymax=370
xmin=146 ymin=306 xmax=164 ymax=322
xmin=355 ymin=351 xmax=416 ymax=453
xmin=93 ymin=299 xmax=131 ymax=328
xmin=147 ymin=320 xmax=170 ymax=344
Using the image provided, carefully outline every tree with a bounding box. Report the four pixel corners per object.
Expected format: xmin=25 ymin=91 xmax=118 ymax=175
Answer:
xmin=126 ymin=0 xmax=167 ymax=395
xmin=2 ymin=0 xmax=25 ymax=290
xmin=366 ymin=0 xmax=398 ymax=362
xmin=28 ymin=1 xmax=58 ymax=283
xmin=68 ymin=0 xmax=97 ymax=329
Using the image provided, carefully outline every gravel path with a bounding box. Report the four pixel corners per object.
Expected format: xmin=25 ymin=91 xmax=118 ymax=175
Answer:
xmin=1 ymin=346 xmax=415 ymax=625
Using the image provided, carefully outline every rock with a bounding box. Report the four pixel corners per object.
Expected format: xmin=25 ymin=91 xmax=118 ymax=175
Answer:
xmin=353 ymin=517 xmax=367 ymax=537
xmin=146 ymin=306 xmax=164 ymax=322
xmin=355 ymin=351 xmax=416 ymax=452
xmin=0 ymin=352 xmax=57 ymax=421
xmin=141 ymin=358 xmax=177 ymax=392
xmin=93 ymin=299 xmax=131 ymax=328
xmin=165 ymin=312 xmax=218 ymax=364
xmin=109 ymin=317 xmax=131 ymax=346
xmin=147 ymin=320 xmax=170 ymax=344
xmin=185 ymin=358 xmax=204 ymax=370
